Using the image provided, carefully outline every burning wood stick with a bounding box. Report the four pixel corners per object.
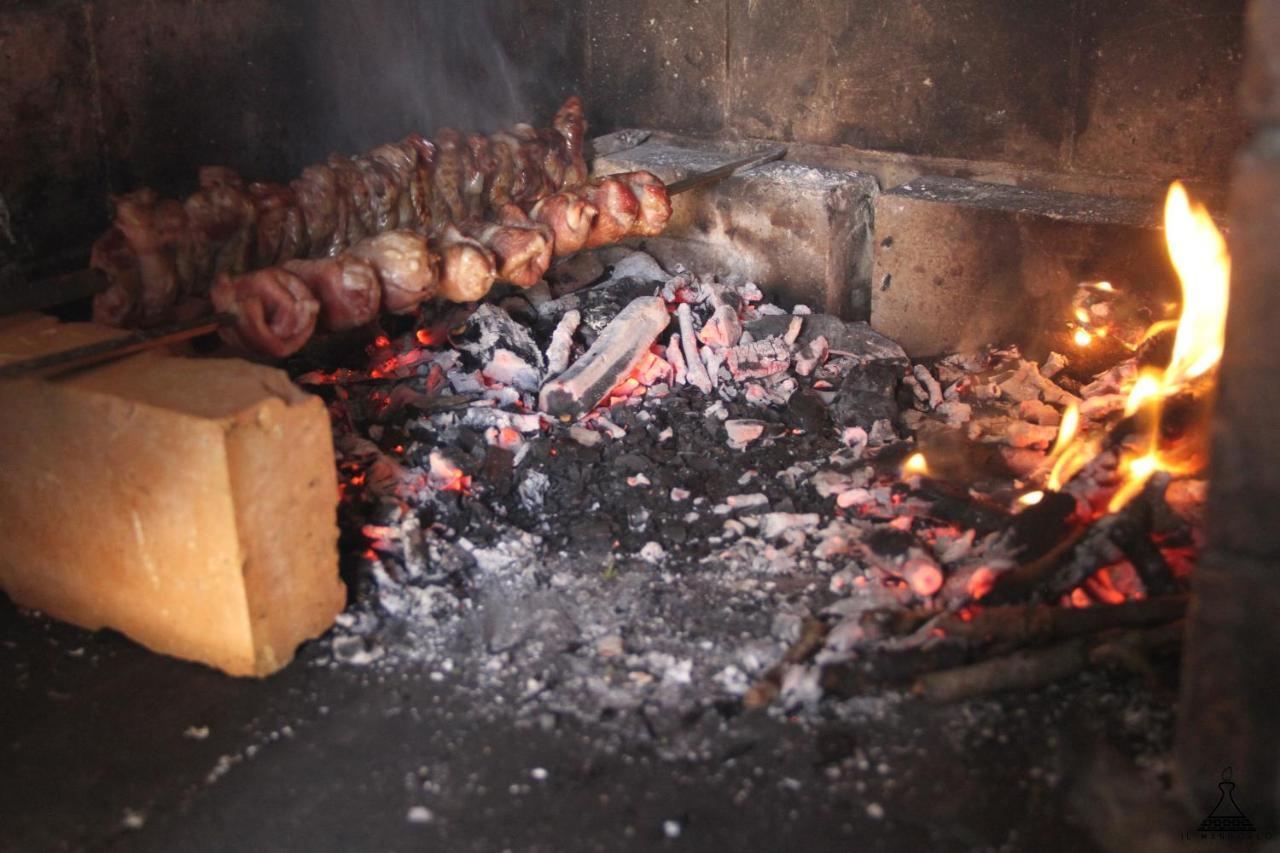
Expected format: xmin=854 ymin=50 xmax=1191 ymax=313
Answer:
xmin=675 ymin=303 xmax=713 ymax=393
xmin=912 ymin=621 xmax=1183 ymax=703
xmin=538 ymin=296 xmax=670 ymax=419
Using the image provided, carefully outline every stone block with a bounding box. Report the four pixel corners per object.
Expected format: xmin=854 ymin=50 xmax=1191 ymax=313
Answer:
xmin=871 ymin=176 xmax=1178 ymax=357
xmin=596 ymin=141 xmax=878 ymax=317
xmin=0 ymin=315 xmax=344 ymax=677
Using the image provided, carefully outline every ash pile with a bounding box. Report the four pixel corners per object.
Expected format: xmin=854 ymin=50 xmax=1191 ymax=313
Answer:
xmin=307 ymin=248 xmax=1199 ymax=740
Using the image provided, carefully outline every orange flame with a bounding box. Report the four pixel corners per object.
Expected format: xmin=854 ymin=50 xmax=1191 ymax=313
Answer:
xmin=1107 ymin=182 xmax=1230 ymax=509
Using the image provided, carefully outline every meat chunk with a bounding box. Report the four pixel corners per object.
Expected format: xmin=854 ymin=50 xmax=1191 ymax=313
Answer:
xmin=530 ymin=191 xmax=597 ymax=257
xmin=185 ymin=167 xmax=257 ymax=286
xmin=250 ymin=182 xmax=308 ymax=267
xmin=282 ymin=256 xmax=382 ymax=331
xmin=619 ymin=171 xmax=672 ymax=237
xmin=90 ymin=227 xmax=142 ymax=327
xmin=350 ymin=230 xmax=440 ymax=314
xmin=291 ymin=164 xmax=341 ymax=256
xmin=461 ymin=206 xmax=553 ymax=288
xmin=583 ymin=177 xmax=640 ymax=248
xmin=111 ymin=189 xmax=196 ymax=324
xmin=553 ymin=96 xmax=589 ymax=188
xmin=211 ymin=268 xmax=319 ymax=358
xmin=434 ymin=225 xmax=497 ymax=304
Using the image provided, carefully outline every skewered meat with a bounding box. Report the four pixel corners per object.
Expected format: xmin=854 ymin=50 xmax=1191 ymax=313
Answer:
xmin=90 ymin=227 xmax=142 ymax=326
xmin=435 ymin=225 xmax=497 ymax=303
xmin=553 ymin=96 xmax=589 ymax=188
xmin=184 ymin=167 xmax=257 ymax=286
xmin=461 ymin=205 xmax=554 ymax=289
xmin=529 ymin=190 xmax=597 ymax=257
xmin=583 ymin=176 xmax=641 ymax=248
xmin=464 ymin=133 xmax=493 ymax=218
xmin=619 ymin=171 xmax=672 ymax=237
xmin=211 ymin=267 xmax=320 ymax=358
xmin=434 ymin=129 xmax=468 ymax=223
xmin=250 ymin=182 xmax=308 ymax=266
xmin=349 ymin=230 xmax=440 ymax=314
xmin=111 ymin=188 xmax=186 ymax=324
xmin=87 ymin=98 xmax=676 ymax=343
xmin=291 ymin=164 xmax=341 ymax=257
xmin=282 ymin=256 xmax=381 ymax=331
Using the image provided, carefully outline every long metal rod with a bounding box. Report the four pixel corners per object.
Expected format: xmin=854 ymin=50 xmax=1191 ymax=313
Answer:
xmin=0 ymin=312 xmax=234 ymax=381
xmin=666 ymin=146 xmax=789 ymax=196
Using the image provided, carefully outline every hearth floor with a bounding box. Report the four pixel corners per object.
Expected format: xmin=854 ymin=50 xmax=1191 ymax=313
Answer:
xmin=2 ymin=593 xmax=1182 ymax=853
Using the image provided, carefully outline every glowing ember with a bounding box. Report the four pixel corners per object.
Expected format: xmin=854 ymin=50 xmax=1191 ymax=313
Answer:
xmin=903 ymin=452 xmax=929 ymax=476
xmin=1073 ymin=328 xmax=1094 ymax=347
xmin=1017 ymin=490 xmax=1045 ymax=507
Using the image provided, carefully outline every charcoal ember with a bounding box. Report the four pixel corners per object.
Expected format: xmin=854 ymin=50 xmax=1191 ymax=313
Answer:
xmin=726 ymin=337 xmax=791 ymax=380
xmin=577 ymin=277 xmax=663 ymax=344
xmin=540 ymin=296 xmax=672 ymax=419
xmin=606 ymin=250 xmax=668 ymax=283
xmin=744 ymin=314 xmax=908 ymax=365
xmin=828 ymin=360 xmax=903 ymax=429
xmin=452 ymin=303 xmax=545 ymax=374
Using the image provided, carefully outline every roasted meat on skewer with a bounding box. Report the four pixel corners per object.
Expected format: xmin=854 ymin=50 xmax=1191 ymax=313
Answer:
xmin=282 ymin=255 xmax=382 ymax=332
xmin=89 ymin=96 xmax=674 ymax=347
xmin=210 ymin=267 xmax=320 ymax=358
xmin=349 ymin=230 xmax=440 ymax=314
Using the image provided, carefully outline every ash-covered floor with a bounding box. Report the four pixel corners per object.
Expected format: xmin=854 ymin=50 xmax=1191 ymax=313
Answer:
xmin=1 ymin=597 xmax=1182 ymax=852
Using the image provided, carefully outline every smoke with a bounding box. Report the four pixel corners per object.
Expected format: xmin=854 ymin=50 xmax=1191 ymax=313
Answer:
xmin=302 ymin=0 xmax=577 ymax=158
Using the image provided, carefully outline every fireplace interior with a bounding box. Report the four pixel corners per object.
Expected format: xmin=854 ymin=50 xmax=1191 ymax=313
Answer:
xmin=1 ymin=1 xmax=1276 ymax=850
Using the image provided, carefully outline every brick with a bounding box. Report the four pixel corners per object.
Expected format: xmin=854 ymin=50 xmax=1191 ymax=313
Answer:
xmin=596 ymin=141 xmax=878 ymax=317
xmin=870 ymin=176 xmax=1178 ymax=357
xmin=1073 ymin=0 xmax=1248 ymax=183
xmin=1205 ymin=129 xmax=1280 ymax=559
xmin=0 ymin=315 xmax=344 ymax=677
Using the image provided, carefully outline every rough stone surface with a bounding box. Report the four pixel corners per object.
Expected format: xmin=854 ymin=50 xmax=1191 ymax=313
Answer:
xmin=582 ymin=0 xmax=726 ymax=134
xmin=1073 ymin=0 xmax=1248 ymax=182
xmin=597 ymin=142 xmax=879 ymax=317
xmin=727 ymin=0 xmax=1076 ymax=170
xmin=871 ymin=176 xmax=1178 ymax=357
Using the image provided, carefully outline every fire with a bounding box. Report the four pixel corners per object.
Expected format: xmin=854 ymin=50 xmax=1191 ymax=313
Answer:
xmin=903 ymin=452 xmax=929 ymax=476
xmin=1047 ymin=182 xmax=1230 ymax=510
xmin=1106 ymin=182 xmax=1229 ymax=507
xmin=1163 ymin=183 xmax=1231 ymax=387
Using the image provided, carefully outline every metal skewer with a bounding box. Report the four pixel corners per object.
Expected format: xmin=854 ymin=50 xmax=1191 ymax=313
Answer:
xmin=666 ymin=146 xmax=789 ymax=196
xmin=0 ymin=312 xmax=234 ymax=381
